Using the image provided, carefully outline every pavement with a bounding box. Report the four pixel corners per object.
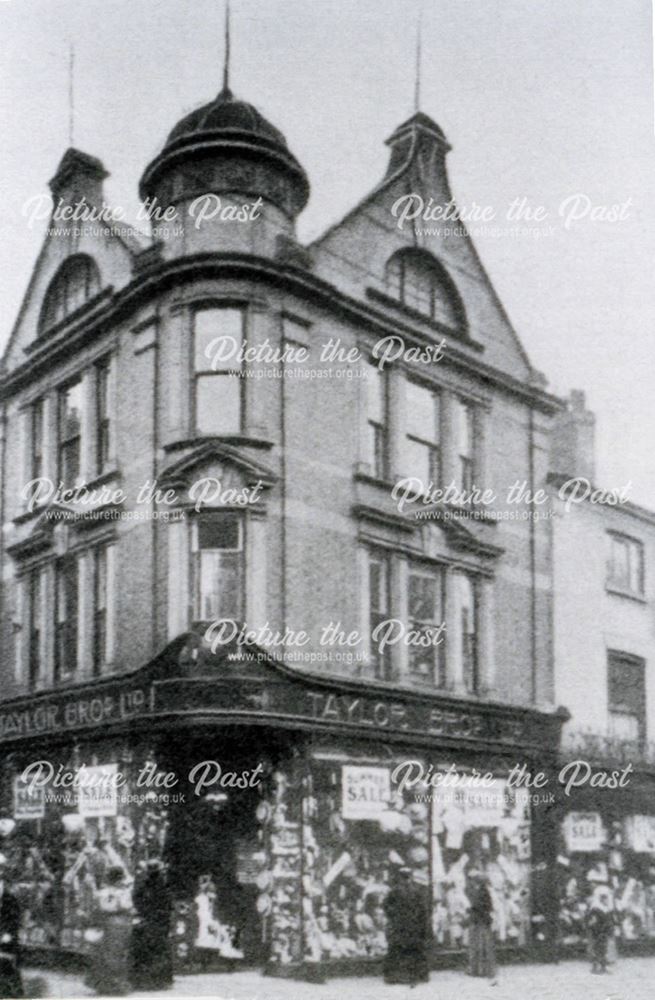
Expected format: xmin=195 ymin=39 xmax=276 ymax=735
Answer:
xmin=19 ymin=957 xmax=651 ymax=1000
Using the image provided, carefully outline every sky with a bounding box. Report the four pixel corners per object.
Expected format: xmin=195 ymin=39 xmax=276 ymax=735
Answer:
xmin=1 ymin=0 xmax=654 ymax=505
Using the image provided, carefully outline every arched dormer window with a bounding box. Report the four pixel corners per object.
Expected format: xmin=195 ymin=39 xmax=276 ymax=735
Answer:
xmin=39 ymin=254 xmax=101 ymax=334
xmin=385 ymin=248 xmax=465 ymax=330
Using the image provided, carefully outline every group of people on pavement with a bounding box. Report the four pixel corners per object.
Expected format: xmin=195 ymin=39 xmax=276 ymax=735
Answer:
xmin=383 ymin=866 xmax=496 ymax=987
xmin=0 ymin=852 xmax=621 ymax=996
xmin=0 ymin=853 xmax=174 ymax=998
xmin=382 ymin=866 xmax=619 ymax=987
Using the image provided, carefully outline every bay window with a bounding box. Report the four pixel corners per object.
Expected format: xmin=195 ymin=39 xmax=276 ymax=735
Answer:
xmin=194 ymin=307 xmax=244 ymax=435
xmin=193 ymin=513 xmax=244 ymax=621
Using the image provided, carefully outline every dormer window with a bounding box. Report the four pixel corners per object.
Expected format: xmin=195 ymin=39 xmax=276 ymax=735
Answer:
xmin=385 ymin=249 xmax=464 ymax=330
xmin=39 ymin=254 xmax=101 ymax=334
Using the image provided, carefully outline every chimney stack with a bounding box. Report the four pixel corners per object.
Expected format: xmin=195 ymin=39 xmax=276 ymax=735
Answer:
xmin=551 ymin=389 xmax=596 ymax=482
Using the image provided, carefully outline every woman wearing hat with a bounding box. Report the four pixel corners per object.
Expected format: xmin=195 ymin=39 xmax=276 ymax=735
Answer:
xmin=467 ymin=870 xmax=496 ymax=981
xmin=85 ymin=866 xmax=133 ymax=995
xmin=382 ymin=867 xmax=430 ymax=986
xmin=0 ymin=853 xmax=23 ymax=998
xmin=131 ymin=859 xmax=174 ymax=990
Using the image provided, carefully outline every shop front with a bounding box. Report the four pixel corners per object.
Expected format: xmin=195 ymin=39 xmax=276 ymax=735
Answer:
xmin=555 ymin=737 xmax=655 ymax=955
xmin=0 ymin=629 xmax=566 ymax=979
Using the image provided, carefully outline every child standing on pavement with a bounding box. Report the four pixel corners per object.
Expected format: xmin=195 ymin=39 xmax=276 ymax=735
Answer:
xmin=587 ymin=886 xmax=612 ymax=975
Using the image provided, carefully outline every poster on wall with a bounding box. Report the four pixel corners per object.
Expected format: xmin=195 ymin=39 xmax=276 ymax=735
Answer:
xmin=341 ymin=765 xmax=390 ymax=819
xmin=14 ymin=775 xmax=45 ymax=820
xmin=78 ymin=763 xmax=119 ymax=818
xmin=624 ymin=815 xmax=655 ymax=853
xmin=564 ymin=812 xmax=605 ymax=852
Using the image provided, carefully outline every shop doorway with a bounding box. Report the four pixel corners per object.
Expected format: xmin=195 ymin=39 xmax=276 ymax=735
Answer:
xmin=159 ymin=726 xmax=289 ymax=972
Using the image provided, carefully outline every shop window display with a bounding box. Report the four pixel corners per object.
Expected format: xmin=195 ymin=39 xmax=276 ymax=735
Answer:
xmin=557 ymin=812 xmax=655 ymax=949
xmin=0 ymin=744 xmax=171 ymax=956
xmin=430 ymin=778 xmax=531 ymax=949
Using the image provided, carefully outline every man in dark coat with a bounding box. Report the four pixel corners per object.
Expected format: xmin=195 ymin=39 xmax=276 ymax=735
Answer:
xmin=0 ymin=854 xmax=23 ymax=999
xmin=383 ymin=868 xmax=429 ymax=986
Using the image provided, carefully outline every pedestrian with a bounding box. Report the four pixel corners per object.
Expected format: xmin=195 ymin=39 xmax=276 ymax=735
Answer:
xmin=85 ymin=866 xmax=133 ymax=996
xmin=0 ymin=853 xmax=23 ymax=999
xmin=587 ymin=885 xmax=612 ymax=975
xmin=132 ymin=859 xmax=174 ymax=990
xmin=383 ymin=867 xmax=429 ymax=986
xmin=467 ymin=871 xmax=496 ymax=981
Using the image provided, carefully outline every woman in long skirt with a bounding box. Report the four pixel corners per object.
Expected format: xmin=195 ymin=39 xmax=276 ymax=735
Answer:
xmin=468 ymin=875 xmax=496 ymax=979
xmin=383 ymin=868 xmax=430 ymax=986
xmin=85 ymin=867 xmax=133 ymax=996
xmin=132 ymin=860 xmax=174 ymax=990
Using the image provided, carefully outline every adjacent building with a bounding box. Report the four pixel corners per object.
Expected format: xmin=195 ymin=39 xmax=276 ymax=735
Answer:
xmin=550 ymin=391 xmax=655 ymax=952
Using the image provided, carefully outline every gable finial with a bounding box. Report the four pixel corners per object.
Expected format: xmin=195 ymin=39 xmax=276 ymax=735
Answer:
xmin=68 ymin=42 xmax=75 ymax=146
xmin=413 ymin=6 xmax=422 ymax=113
xmin=222 ymin=0 xmax=231 ymax=94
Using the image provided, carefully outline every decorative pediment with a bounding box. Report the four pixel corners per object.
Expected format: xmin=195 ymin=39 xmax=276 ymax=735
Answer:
xmin=6 ymin=506 xmax=69 ymax=560
xmin=158 ymin=442 xmax=277 ymax=511
xmin=415 ymin=508 xmax=504 ymax=560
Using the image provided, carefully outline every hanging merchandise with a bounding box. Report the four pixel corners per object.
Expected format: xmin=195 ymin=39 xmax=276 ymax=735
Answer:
xmin=430 ymin=774 xmax=531 ymax=948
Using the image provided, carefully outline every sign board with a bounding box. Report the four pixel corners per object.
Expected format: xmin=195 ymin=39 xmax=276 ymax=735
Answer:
xmin=624 ymin=815 xmax=655 ymax=853
xmin=342 ymin=765 xmax=390 ymax=819
xmin=78 ymin=763 xmax=119 ymax=818
xmin=14 ymin=775 xmax=45 ymax=820
xmin=564 ymin=811 xmax=605 ymax=852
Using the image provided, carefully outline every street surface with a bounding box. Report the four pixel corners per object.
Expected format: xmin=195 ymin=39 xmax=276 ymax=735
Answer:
xmin=18 ymin=956 xmax=655 ymax=1000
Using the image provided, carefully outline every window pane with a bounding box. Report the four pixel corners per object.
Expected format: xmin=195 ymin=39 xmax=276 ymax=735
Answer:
xmin=409 ymin=570 xmax=441 ymax=679
xmin=195 ymin=308 xmax=244 ymax=372
xmin=198 ymin=514 xmax=242 ymax=551
xmin=365 ymin=364 xmax=386 ymax=425
xmin=369 ymin=554 xmax=390 ymax=677
xmin=456 ymin=400 xmax=474 ymax=459
xmin=629 ymin=540 xmax=643 ymax=593
xmin=405 ymin=438 xmax=431 ymax=485
xmin=609 ymin=712 xmax=639 ymax=741
xmin=404 ymin=267 xmax=433 ymax=316
xmin=199 ymin=551 xmax=241 ymax=620
xmin=95 ymin=548 xmax=108 ymax=610
xmin=386 ymin=257 xmax=402 ymax=298
xmin=406 ymin=382 xmax=440 ymax=444
xmin=59 ymin=381 xmax=83 ymax=441
xmin=196 ymin=374 xmax=241 ymax=435
xmin=433 ymin=276 xmax=458 ymax=328
xmin=369 ymin=557 xmax=388 ymax=614
xmin=409 ymin=573 xmax=439 ymax=621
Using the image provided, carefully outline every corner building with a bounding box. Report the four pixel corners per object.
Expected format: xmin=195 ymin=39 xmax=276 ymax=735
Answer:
xmin=0 ymin=81 xmax=565 ymax=976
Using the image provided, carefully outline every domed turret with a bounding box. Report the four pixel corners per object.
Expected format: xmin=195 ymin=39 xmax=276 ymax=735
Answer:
xmin=139 ymin=86 xmax=309 ymax=255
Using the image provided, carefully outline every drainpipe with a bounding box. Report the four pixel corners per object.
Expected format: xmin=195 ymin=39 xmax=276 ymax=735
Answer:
xmin=529 ymin=407 xmax=537 ymax=704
